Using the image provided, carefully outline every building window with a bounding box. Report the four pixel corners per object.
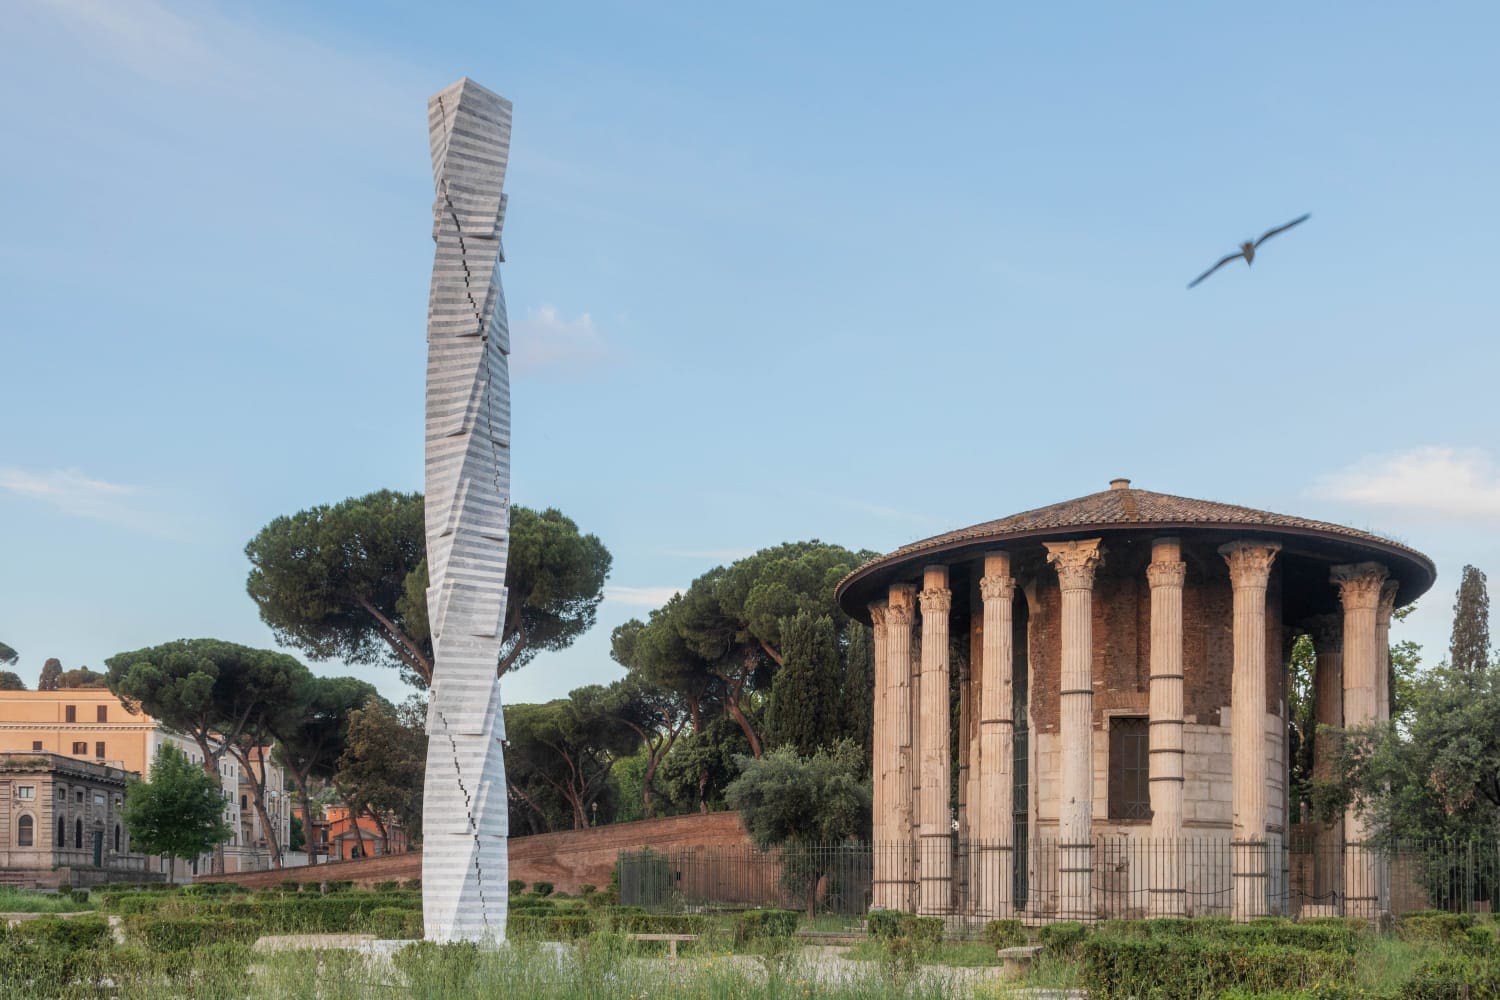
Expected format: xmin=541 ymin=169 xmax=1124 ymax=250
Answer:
xmin=31 ymin=741 xmax=43 ymax=752
xmin=1108 ymin=716 xmax=1152 ymax=821
xmin=97 ymin=705 xmax=108 ymax=723
xmin=93 ymin=793 xmax=105 ymax=807
xmin=56 ymin=816 xmax=66 ymax=847
xmin=16 ymin=786 xmax=34 ymax=800
xmin=57 ymin=786 xmax=66 ymax=800
xmin=95 ymin=742 xmax=105 ymax=759
xmin=72 ymin=742 xmax=88 ymax=755
xmin=17 ymin=815 xmax=33 ymax=847
xmin=76 ymin=790 xmax=84 ymax=803
xmin=75 ymin=818 xmax=83 ymax=849
xmin=114 ymin=824 xmax=122 ymax=853
xmin=65 ymin=705 xmax=76 ymax=723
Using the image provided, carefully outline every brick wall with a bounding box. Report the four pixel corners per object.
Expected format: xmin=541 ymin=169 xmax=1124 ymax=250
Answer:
xmin=202 ymin=811 xmax=752 ymax=894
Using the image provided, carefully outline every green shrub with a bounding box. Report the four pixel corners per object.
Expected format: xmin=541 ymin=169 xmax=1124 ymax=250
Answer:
xmin=580 ymin=884 xmax=597 ymax=897
xmin=1398 ymin=910 xmax=1476 ymax=942
xmin=1402 ymin=953 xmax=1500 ymax=1000
xmin=182 ymin=881 xmax=247 ymax=896
xmin=508 ymin=913 xmax=597 ymax=940
xmin=374 ymin=881 xmax=399 ymax=893
xmin=1039 ymin=920 xmax=1090 ymax=957
xmin=365 ymin=906 xmax=423 ymax=939
xmin=132 ymin=916 xmax=259 ymax=952
xmin=532 ymin=881 xmax=554 ymax=897
xmin=280 ymin=880 xmax=303 ymax=893
xmin=55 ymin=879 xmax=71 ymax=894
xmin=909 ymin=916 xmax=943 ymax=949
xmin=734 ymin=909 xmax=799 ymax=943
xmin=508 ymin=878 xmax=526 ymax=894
xmin=401 ymin=879 xmax=422 ymax=891
xmin=867 ymin=909 xmax=913 ymax=940
xmin=1078 ymin=935 xmax=1357 ymax=1000
xmin=982 ymin=918 xmax=1028 ymax=949
xmin=611 ymin=911 xmax=706 ymax=935
xmin=69 ymin=888 xmax=90 ymax=905
xmin=322 ymin=880 xmax=354 ymax=894
xmin=12 ymin=915 xmax=113 ymax=950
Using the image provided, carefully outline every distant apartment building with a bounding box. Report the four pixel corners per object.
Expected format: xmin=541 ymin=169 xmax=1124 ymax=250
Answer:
xmin=0 ymin=690 xmax=295 ymax=875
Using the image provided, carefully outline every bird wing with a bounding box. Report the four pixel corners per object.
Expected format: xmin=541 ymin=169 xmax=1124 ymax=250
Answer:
xmin=1187 ymin=251 xmax=1244 ymax=289
xmin=1253 ymin=213 xmax=1311 ymax=248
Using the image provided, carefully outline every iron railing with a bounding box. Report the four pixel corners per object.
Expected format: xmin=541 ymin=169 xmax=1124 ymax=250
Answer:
xmin=617 ymin=837 xmax=1499 ymax=919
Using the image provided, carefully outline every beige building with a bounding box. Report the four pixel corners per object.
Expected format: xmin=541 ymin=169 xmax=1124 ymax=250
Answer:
xmin=836 ymin=480 xmax=1434 ymax=921
xmin=0 ymin=751 xmax=155 ymax=888
xmin=0 ymin=689 xmax=292 ymax=875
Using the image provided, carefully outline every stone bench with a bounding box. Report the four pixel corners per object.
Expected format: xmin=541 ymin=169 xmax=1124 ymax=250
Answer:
xmin=997 ymin=944 xmax=1044 ymax=978
xmin=628 ymin=932 xmax=698 ymax=960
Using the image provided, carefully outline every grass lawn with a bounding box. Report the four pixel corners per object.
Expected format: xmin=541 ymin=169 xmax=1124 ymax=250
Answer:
xmin=0 ymin=886 xmax=94 ymax=913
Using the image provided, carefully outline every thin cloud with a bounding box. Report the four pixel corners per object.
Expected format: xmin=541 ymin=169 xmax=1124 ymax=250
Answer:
xmin=511 ymin=306 xmax=612 ymax=374
xmin=604 ymin=585 xmax=682 ymax=609
xmin=0 ymin=466 xmax=172 ymax=534
xmin=1313 ymin=446 xmax=1500 ymax=520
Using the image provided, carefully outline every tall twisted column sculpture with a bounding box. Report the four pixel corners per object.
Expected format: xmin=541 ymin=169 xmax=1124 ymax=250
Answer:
xmin=422 ymin=78 xmax=514 ymax=943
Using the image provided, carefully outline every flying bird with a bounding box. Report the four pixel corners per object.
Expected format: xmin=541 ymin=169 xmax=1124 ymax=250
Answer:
xmin=1187 ymin=213 xmax=1311 ymax=289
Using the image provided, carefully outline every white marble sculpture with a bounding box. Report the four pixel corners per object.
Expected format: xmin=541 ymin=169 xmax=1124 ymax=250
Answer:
xmin=421 ymin=78 xmax=513 ymax=943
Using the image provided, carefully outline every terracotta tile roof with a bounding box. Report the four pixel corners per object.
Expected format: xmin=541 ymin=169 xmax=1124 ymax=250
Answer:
xmin=836 ymin=483 xmax=1434 ymax=608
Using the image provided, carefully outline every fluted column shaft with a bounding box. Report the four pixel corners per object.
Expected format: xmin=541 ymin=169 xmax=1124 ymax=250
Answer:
xmin=869 ymin=603 xmax=896 ymax=909
xmin=918 ymin=566 xmax=953 ymax=915
xmin=1221 ymin=540 xmax=1280 ymax=921
xmin=1148 ymin=539 xmax=1188 ymax=915
xmin=1308 ymin=614 xmax=1344 ymax=903
xmin=977 ymin=552 xmax=1015 ymax=917
xmin=886 ymin=584 xmax=918 ymax=911
xmin=1333 ymin=562 xmax=1389 ymax=918
xmin=1045 ymin=538 xmax=1104 ymax=921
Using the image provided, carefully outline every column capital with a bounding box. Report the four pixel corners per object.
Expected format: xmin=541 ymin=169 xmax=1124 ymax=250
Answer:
xmin=887 ymin=583 xmax=917 ymax=626
xmin=1146 ymin=560 xmax=1187 ymax=589
xmin=1045 ymin=538 xmax=1105 ymax=592
xmin=868 ymin=602 xmax=888 ymax=637
xmin=1377 ymin=580 xmax=1399 ymax=624
xmin=1305 ymin=613 xmax=1343 ymax=654
xmin=1220 ymin=540 xmax=1280 ymax=588
xmin=980 ymin=574 xmax=1015 ymax=602
xmin=919 ymin=587 xmax=952 ymax=617
xmin=1331 ymin=562 xmax=1389 ymax=611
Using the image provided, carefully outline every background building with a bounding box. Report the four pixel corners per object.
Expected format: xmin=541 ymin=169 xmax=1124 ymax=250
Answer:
xmin=0 ymin=689 xmax=294 ymax=875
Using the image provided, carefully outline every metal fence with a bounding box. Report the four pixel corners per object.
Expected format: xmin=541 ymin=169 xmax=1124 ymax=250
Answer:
xmin=618 ymin=837 xmax=1499 ymax=920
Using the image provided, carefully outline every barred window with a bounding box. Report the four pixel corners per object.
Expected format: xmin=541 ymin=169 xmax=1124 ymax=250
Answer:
xmin=17 ymin=815 xmax=33 ymax=847
xmin=1108 ymin=716 xmax=1152 ymax=821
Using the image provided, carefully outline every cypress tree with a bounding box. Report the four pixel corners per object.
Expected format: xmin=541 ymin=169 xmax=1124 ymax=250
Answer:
xmin=38 ymin=657 xmax=62 ymax=691
xmin=765 ymin=610 xmax=840 ymax=756
xmin=1448 ymin=565 xmax=1490 ymax=678
xmin=843 ymin=623 xmax=874 ymax=769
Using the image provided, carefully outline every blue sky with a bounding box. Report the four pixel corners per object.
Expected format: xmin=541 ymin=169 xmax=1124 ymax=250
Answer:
xmin=3 ymin=1 xmax=1498 ymax=707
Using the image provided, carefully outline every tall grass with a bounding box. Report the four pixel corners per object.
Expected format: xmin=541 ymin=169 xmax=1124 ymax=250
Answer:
xmin=0 ymin=887 xmax=93 ymax=913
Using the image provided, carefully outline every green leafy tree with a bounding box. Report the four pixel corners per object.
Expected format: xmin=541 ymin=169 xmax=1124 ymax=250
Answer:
xmin=121 ymin=744 xmax=232 ymax=880
xmin=765 ymin=611 xmax=842 ymax=756
xmin=0 ymin=671 xmax=25 ymax=691
xmin=657 ymin=715 xmax=752 ymax=815
xmin=336 ymin=695 xmax=427 ymax=843
xmin=246 ymin=494 xmax=611 ymax=686
xmin=843 ymin=622 xmax=874 ymax=768
xmin=290 ymin=814 xmax=306 ymax=853
xmin=245 ymin=490 xmax=431 ymax=685
xmin=273 ymin=674 xmax=377 ymax=866
xmin=504 ymin=686 xmax=638 ymax=831
xmin=0 ymin=642 xmax=16 ymax=667
xmin=1449 ymin=565 xmax=1490 ymax=679
xmin=56 ymin=666 xmax=108 ymax=688
xmin=38 ymin=657 xmax=62 ymax=691
xmin=724 ymin=740 xmax=872 ymax=914
xmin=107 ymin=639 xmax=272 ymax=778
xmin=610 ymin=674 xmax=691 ymax=820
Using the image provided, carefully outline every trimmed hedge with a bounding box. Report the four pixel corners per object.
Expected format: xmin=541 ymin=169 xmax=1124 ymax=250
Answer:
xmin=508 ymin=914 xmax=597 ymax=941
xmin=612 ymin=912 xmax=708 ymax=935
xmin=365 ymin=907 xmax=424 ymax=939
xmin=1398 ymin=910 xmax=1476 ymax=942
xmin=131 ymin=916 xmax=260 ymax=952
xmin=1079 ymin=935 xmax=1357 ymax=1000
xmin=982 ymin=918 xmax=1028 ymax=949
xmin=1039 ymin=920 xmax=1090 ymax=957
xmin=12 ymin=916 xmax=113 ymax=950
xmin=1402 ymin=953 xmax=1500 ymax=1000
xmin=733 ymin=909 xmax=799 ymax=943
xmin=865 ymin=910 xmax=942 ymax=947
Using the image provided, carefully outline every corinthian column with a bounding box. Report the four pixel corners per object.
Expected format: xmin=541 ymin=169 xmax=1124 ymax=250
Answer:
xmin=869 ymin=602 xmax=897 ymax=910
xmin=918 ymin=566 xmax=953 ymax=915
xmin=1307 ymin=614 xmax=1344 ymax=904
xmin=1045 ymin=538 xmax=1105 ymax=921
xmin=886 ymin=584 xmax=918 ymax=911
xmin=977 ymin=552 xmax=1015 ymax=917
xmin=1220 ymin=540 xmax=1280 ymax=921
xmin=1332 ymin=562 xmax=1388 ymax=918
xmin=1147 ymin=538 xmax=1188 ymax=916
